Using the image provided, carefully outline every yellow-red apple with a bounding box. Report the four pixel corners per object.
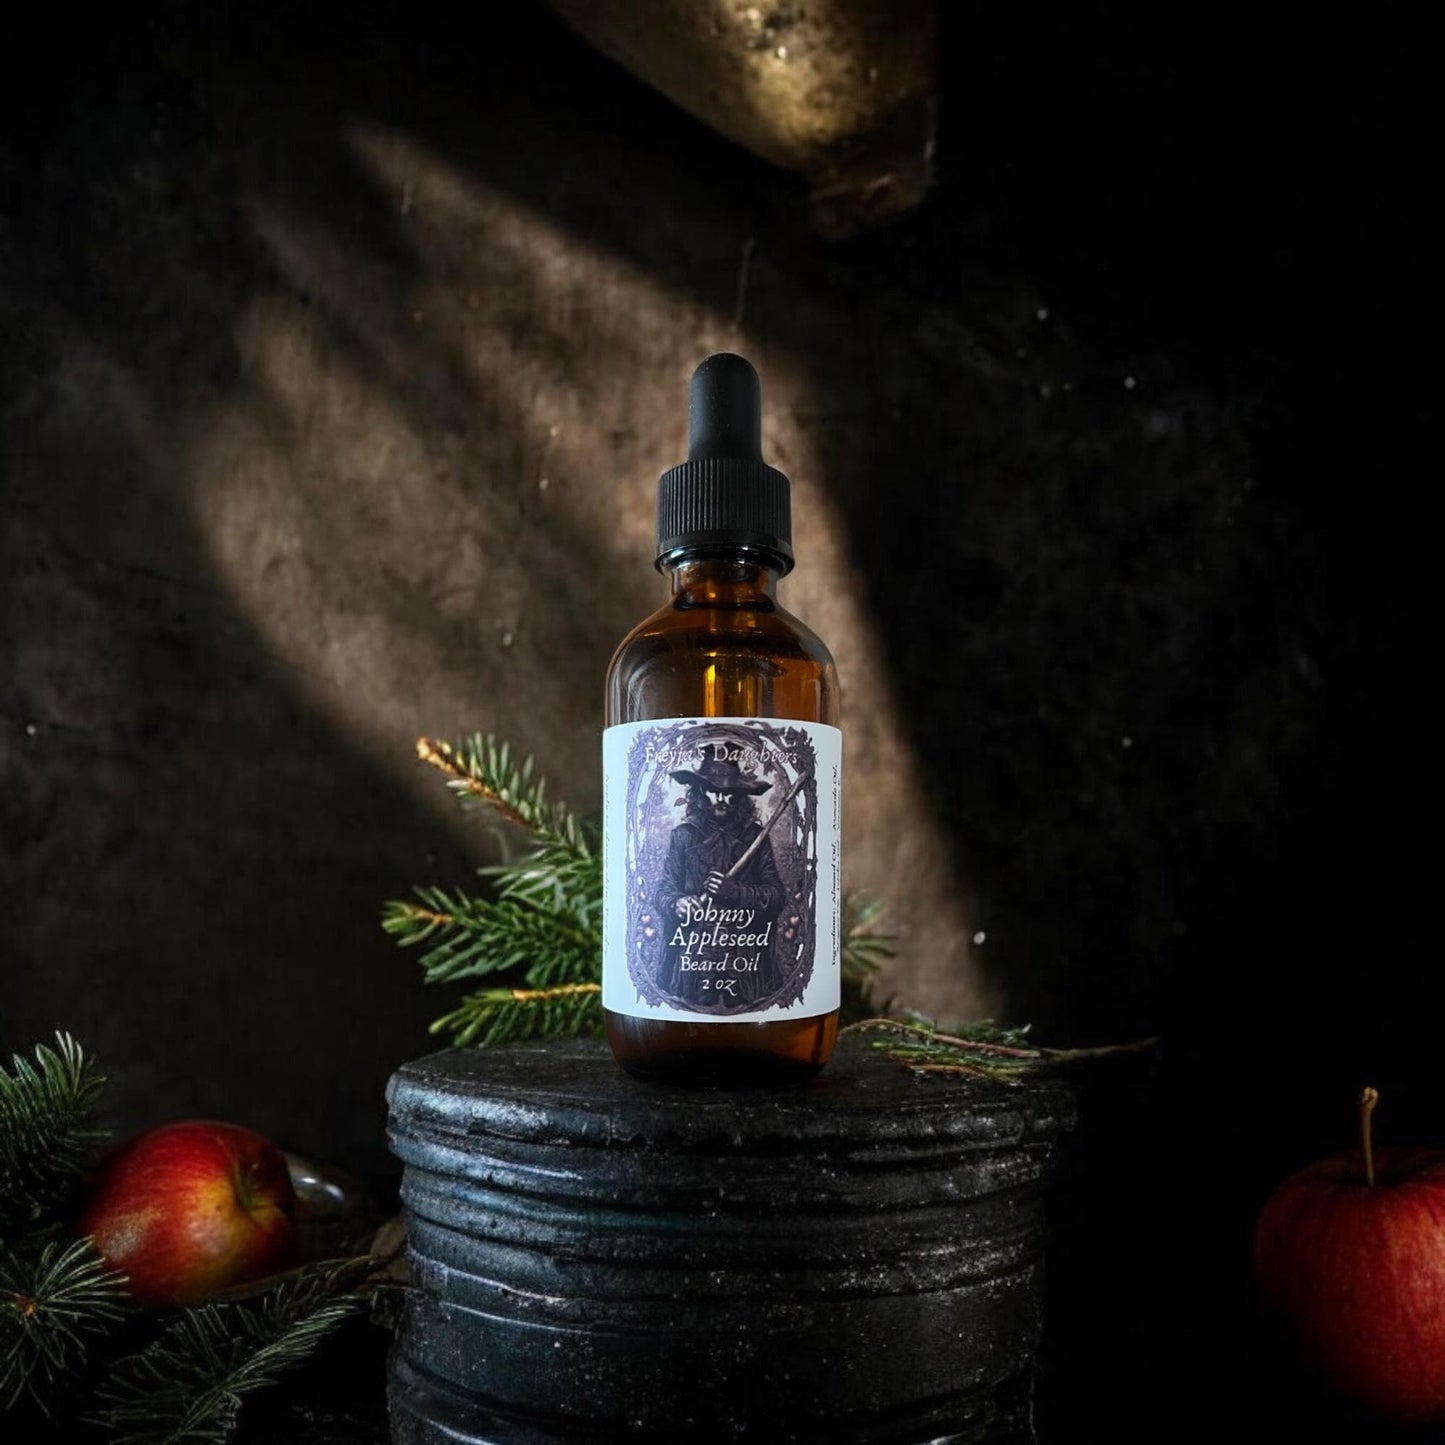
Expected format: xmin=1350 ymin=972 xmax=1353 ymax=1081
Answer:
xmin=80 ymin=1120 xmax=297 ymax=1306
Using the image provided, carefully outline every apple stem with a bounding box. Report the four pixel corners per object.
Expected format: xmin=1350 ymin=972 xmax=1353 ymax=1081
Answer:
xmin=1359 ymin=1085 xmax=1379 ymax=1187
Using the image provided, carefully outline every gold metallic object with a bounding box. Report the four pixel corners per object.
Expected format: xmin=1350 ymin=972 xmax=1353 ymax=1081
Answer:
xmin=546 ymin=0 xmax=938 ymax=237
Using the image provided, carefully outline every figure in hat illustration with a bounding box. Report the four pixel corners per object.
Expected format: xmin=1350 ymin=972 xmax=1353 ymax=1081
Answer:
xmin=657 ymin=756 xmax=787 ymax=1005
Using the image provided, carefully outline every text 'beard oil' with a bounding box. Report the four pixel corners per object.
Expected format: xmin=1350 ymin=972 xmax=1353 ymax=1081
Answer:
xmin=602 ymin=354 xmax=841 ymax=1085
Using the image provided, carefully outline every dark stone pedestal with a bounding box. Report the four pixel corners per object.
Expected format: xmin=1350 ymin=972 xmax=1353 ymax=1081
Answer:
xmin=385 ymin=1039 xmax=1074 ymax=1444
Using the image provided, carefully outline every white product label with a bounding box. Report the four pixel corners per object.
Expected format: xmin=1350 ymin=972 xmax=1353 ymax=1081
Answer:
xmin=603 ymin=717 xmax=841 ymax=1024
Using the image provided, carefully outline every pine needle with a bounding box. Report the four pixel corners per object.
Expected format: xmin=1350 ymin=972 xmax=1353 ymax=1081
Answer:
xmin=0 ymin=1033 xmax=107 ymax=1233
xmin=0 ymin=1237 xmax=128 ymax=1412
xmin=383 ymin=887 xmax=598 ymax=988
xmin=481 ymin=840 xmax=603 ymax=934
xmin=91 ymin=1266 xmax=361 ymax=1445
xmin=844 ymin=1015 xmax=1157 ymax=1082
xmin=428 ymin=983 xmax=603 ymax=1048
xmin=416 ymin=736 xmax=593 ymax=855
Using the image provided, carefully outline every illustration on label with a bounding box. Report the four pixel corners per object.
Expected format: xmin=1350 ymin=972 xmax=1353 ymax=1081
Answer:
xmin=605 ymin=718 xmax=839 ymax=1021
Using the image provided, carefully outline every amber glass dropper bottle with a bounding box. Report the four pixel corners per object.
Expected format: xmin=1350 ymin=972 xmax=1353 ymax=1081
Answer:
xmin=602 ymin=354 xmax=841 ymax=1085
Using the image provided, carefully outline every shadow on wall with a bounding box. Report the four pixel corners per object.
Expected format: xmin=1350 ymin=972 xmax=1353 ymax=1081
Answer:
xmin=0 ymin=1 xmax=1404 ymax=1184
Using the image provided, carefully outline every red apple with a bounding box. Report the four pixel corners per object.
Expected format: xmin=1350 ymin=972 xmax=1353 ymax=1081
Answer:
xmin=80 ymin=1120 xmax=297 ymax=1306
xmin=1254 ymin=1088 xmax=1445 ymax=1424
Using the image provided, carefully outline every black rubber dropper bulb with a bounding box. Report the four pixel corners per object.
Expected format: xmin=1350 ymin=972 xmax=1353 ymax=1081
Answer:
xmin=687 ymin=352 xmax=763 ymax=461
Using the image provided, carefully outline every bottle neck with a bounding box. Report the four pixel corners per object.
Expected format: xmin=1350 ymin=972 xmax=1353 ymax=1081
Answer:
xmin=663 ymin=549 xmax=781 ymax=607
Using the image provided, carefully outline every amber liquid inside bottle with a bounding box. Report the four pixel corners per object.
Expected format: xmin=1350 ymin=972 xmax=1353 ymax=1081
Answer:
xmin=605 ymin=548 xmax=840 ymax=1085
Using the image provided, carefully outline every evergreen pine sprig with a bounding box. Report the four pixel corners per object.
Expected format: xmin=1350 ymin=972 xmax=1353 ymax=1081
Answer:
xmin=416 ymin=736 xmax=595 ymax=856
xmin=383 ymin=887 xmax=598 ymax=988
xmin=91 ymin=1264 xmax=362 ymax=1445
xmin=844 ymin=1015 xmax=1157 ymax=1081
xmin=482 ymin=841 xmax=603 ymax=934
xmin=0 ymin=1033 xmax=107 ymax=1234
xmin=429 ymin=982 xmax=603 ymax=1048
xmin=0 ymin=1238 xmax=128 ymax=1412
xmin=423 ymin=735 xmax=603 ymax=934
xmin=387 ymin=736 xmax=607 ymax=1046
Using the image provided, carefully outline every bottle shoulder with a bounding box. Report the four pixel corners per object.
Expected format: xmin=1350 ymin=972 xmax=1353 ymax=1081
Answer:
xmin=606 ymin=596 xmax=838 ymax=726
xmin=608 ymin=597 xmax=836 ymax=670
xmin=770 ymin=603 xmax=836 ymax=669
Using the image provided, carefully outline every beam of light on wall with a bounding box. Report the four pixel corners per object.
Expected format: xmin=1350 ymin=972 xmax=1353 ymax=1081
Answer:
xmin=180 ymin=120 xmax=985 ymax=1018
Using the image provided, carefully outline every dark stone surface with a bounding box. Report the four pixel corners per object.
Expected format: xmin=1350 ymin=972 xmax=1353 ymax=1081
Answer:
xmin=387 ymin=1038 xmax=1073 ymax=1442
xmin=387 ymin=1035 xmax=1074 ymax=1160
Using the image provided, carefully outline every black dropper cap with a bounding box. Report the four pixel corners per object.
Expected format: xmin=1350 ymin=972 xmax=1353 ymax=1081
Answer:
xmin=655 ymin=353 xmax=794 ymax=574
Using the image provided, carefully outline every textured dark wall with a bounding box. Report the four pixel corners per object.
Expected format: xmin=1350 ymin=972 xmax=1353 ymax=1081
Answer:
xmin=0 ymin=5 xmax=1429 ymax=1438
